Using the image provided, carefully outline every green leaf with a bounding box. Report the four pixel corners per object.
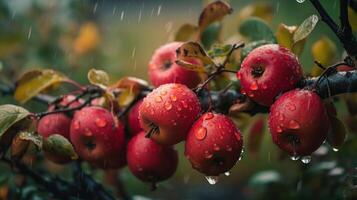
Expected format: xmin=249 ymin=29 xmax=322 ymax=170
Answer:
xmin=87 ymin=69 xmax=110 ymax=89
xmin=0 ymin=105 xmax=30 ymax=136
xmin=43 ymin=134 xmax=78 ymax=160
xmin=293 ymin=14 xmax=319 ymax=43
xmin=201 ymin=22 xmax=222 ymax=49
xmin=14 ymin=69 xmax=67 ymax=104
xmin=239 ymin=17 xmax=276 ymax=43
xmin=240 ymin=40 xmax=271 ymax=62
xmin=208 ymin=44 xmax=233 ymax=58
xmin=18 ymin=131 xmax=43 ymax=149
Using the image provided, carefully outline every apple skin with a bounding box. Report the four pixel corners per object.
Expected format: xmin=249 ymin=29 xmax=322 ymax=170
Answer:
xmin=268 ymin=89 xmax=329 ymax=156
xmin=139 ymin=83 xmax=201 ymax=146
xmin=185 ymin=112 xmax=243 ymax=176
xmin=127 ymin=131 xmax=178 ymax=183
xmin=91 ymin=143 xmax=127 ymax=169
xmin=127 ymin=99 xmax=143 ymax=136
xmin=70 ymin=106 xmax=125 ymax=162
xmin=148 ymin=42 xmax=202 ymax=89
xmin=237 ymin=44 xmax=303 ymax=106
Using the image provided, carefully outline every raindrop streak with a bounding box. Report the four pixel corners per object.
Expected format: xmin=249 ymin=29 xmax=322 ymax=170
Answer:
xmin=120 ymin=11 xmax=125 ymax=21
xmin=290 ymin=141 xmax=299 ymax=161
xmin=138 ymin=10 xmax=142 ymax=23
xmin=300 ymin=156 xmax=311 ymax=164
xmin=93 ymin=3 xmax=98 ymax=13
xmin=27 ymin=26 xmax=32 ymax=40
xmin=224 ymin=171 xmax=231 ymax=176
xmin=157 ymin=5 xmax=162 ymax=16
xmin=112 ymin=7 xmax=117 ymax=15
xmin=132 ymin=47 xmax=136 ymax=59
xmin=296 ymin=0 xmax=305 ymax=3
xmin=205 ymin=176 xmax=219 ymax=185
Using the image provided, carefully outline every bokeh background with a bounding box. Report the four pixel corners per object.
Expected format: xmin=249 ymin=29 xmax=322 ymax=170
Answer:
xmin=0 ymin=0 xmax=356 ymax=199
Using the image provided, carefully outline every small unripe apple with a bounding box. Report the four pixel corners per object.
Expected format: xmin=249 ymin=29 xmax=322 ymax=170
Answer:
xmin=148 ymin=42 xmax=202 ymax=88
xmin=127 ymin=131 xmax=178 ymax=184
xmin=139 ymin=83 xmax=201 ymax=146
xmin=237 ymin=44 xmax=303 ymax=106
xmin=185 ymin=112 xmax=243 ymax=176
xmin=268 ymin=89 xmax=329 ymax=156
xmin=70 ymin=106 xmax=125 ymax=162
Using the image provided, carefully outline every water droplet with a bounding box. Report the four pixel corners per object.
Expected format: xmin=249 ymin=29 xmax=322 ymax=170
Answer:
xmin=73 ymin=121 xmax=80 ymax=130
xmin=262 ymin=83 xmax=268 ymax=90
xmin=213 ymin=144 xmax=220 ymax=151
xmin=181 ymin=101 xmax=188 ymax=108
xmin=296 ymin=0 xmax=305 ymax=3
xmin=195 ymin=127 xmax=207 ymax=141
xmin=155 ymin=96 xmax=163 ymax=103
xmin=224 ymin=171 xmax=231 ymax=176
xmin=276 ymin=125 xmax=283 ymax=133
xmin=160 ymin=90 xmax=167 ymax=96
xmin=204 ymin=112 xmax=214 ymax=120
xmin=247 ymin=92 xmax=254 ymax=98
xmin=301 ymin=156 xmax=311 ymax=164
xmin=44 ymin=118 xmax=50 ymax=125
xmin=250 ymin=81 xmax=259 ymax=91
xmin=170 ymin=95 xmax=177 ymax=101
xmin=332 ymin=148 xmax=339 ymax=152
xmin=287 ymin=103 xmax=296 ymax=111
xmin=164 ymin=102 xmax=172 ymax=110
xmin=288 ymin=120 xmax=300 ymax=129
xmin=95 ymin=118 xmax=107 ymax=128
xmin=205 ymin=176 xmax=219 ymax=185
xmin=145 ymin=102 xmax=151 ymax=108
xmin=138 ymin=167 xmax=143 ymax=171
xmin=279 ymin=114 xmax=285 ymax=121
xmin=290 ymin=155 xmax=300 ymax=161
xmin=120 ymin=11 xmax=125 ymax=21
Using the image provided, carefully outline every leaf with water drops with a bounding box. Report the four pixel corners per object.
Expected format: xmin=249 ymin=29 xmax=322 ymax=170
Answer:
xmin=14 ymin=69 xmax=68 ymax=104
xmin=88 ymin=68 xmax=110 ymax=89
xmin=174 ymin=23 xmax=198 ymax=42
xmin=18 ymin=131 xmax=43 ymax=149
xmin=293 ymin=14 xmax=319 ymax=44
xmin=198 ymin=1 xmax=232 ymax=34
xmin=176 ymin=41 xmax=214 ymax=66
xmin=43 ymin=134 xmax=78 ymax=160
xmin=0 ymin=105 xmax=30 ymax=137
xmin=239 ymin=17 xmax=276 ymax=43
xmin=327 ymin=116 xmax=347 ymax=150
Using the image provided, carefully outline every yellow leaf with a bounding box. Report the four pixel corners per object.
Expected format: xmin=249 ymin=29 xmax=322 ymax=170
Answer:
xmin=112 ymin=77 xmax=149 ymax=107
xmin=198 ymin=1 xmax=233 ymax=34
xmin=118 ymin=89 xmax=136 ymax=107
xmin=237 ymin=3 xmax=273 ymax=24
xmin=15 ymin=69 xmax=67 ymax=104
xmin=275 ymin=23 xmax=306 ymax=56
xmin=174 ymin=23 xmax=198 ymax=42
xmin=87 ymin=68 xmax=110 ymax=89
xmin=348 ymin=6 xmax=357 ymax=31
xmin=176 ymin=41 xmax=214 ymax=65
xmin=73 ymin=22 xmax=101 ymax=55
xmin=311 ymin=36 xmax=336 ymax=65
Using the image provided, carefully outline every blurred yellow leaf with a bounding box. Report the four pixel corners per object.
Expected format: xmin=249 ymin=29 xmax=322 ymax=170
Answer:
xmin=348 ymin=6 xmax=357 ymax=31
xmin=275 ymin=23 xmax=306 ymax=56
xmin=73 ymin=22 xmax=101 ymax=55
xmin=311 ymin=37 xmax=336 ymax=76
xmin=174 ymin=23 xmax=198 ymax=41
xmin=112 ymin=77 xmax=149 ymax=107
xmin=237 ymin=3 xmax=273 ymax=24
xmin=176 ymin=41 xmax=214 ymax=65
xmin=118 ymin=89 xmax=136 ymax=107
xmin=15 ymin=69 xmax=67 ymax=104
xmin=198 ymin=1 xmax=233 ymax=34
xmin=88 ymin=68 xmax=110 ymax=89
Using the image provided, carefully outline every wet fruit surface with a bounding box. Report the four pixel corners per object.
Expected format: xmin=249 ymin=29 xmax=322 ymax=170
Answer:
xmin=268 ymin=89 xmax=329 ymax=156
xmin=128 ymin=99 xmax=144 ymax=136
xmin=185 ymin=112 xmax=243 ymax=176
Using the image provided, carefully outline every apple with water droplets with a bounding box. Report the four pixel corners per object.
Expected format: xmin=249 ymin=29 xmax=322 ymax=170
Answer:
xmin=139 ymin=83 xmax=201 ymax=146
xmin=148 ymin=42 xmax=202 ymax=88
xmin=268 ymin=89 xmax=329 ymax=156
xmin=237 ymin=44 xmax=303 ymax=106
xmin=70 ymin=106 xmax=125 ymax=162
xmin=185 ymin=112 xmax=243 ymax=176
xmin=127 ymin=99 xmax=143 ymax=136
xmin=127 ymin=131 xmax=178 ymax=185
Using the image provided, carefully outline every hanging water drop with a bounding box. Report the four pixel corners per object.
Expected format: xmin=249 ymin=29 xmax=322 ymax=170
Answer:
xmin=95 ymin=118 xmax=107 ymax=128
xmin=296 ymin=0 xmax=305 ymax=3
xmin=300 ymin=156 xmax=311 ymax=164
xmin=205 ymin=176 xmax=219 ymax=185
xmin=195 ymin=127 xmax=207 ymax=141
xmin=290 ymin=155 xmax=300 ymax=161
xmin=250 ymin=80 xmax=259 ymax=91
xmin=288 ymin=120 xmax=300 ymax=129
xmin=164 ymin=102 xmax=172 ymax=110
xmin=224 ymin=171 xmax=231 ymax=176
xmin=332 ymin=147 xmax=339 ymax=152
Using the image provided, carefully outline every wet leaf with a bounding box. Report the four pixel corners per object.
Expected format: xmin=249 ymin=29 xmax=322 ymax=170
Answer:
xmin=293 ymin=14 xmax=319 ymax=43
xmin=176 ymin=41 xmax=214 ymax=65
xmin=237 ymin=3 xmax=273 ymax=24
xmin=43 ymin=134 xmax=78 ymax=160
xmin=248 ymin=116 xmax=265 ymax=154
xmin=275 ymin=23 xmax=306 ymax=56
xmin=14 ymin=69 xmax=67 ymax=104
xmin=240 ymin=40 xmax=271 ymax=62
xmin=327 ymin=116 xmax=347 ymax=149
xmin=0 ymin=105 xmax=30 ymax=136
xmin=198 ymin=1 xmax=232 ymax=33
xmin=201 ymin=22 xmax=222 ymax=49
xmin=88 ymin=68 xmax=110 ymax=89
xmin=11 ymin=134 xmax=30 ymax=161
xmin=239 ymin=17 xmax=276 ymax=43
xmin=174 ymin=23 xmax=198 ymax=41
xmin=18 ymin=131 xmax=43 ymax=149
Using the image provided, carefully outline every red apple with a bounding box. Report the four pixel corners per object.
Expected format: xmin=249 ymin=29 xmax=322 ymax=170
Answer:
xmin=127 ymin=99 xmax=143 ymax=136
xmin=148 ymin=42 xmax=202 ymax=88
xmin=70 ymin=106 xmax=125 ymax=162
xmin=237 ymin=44 xmax=303 ymax=106
xmin=139 ymin=83 xmax=201 ymax=146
